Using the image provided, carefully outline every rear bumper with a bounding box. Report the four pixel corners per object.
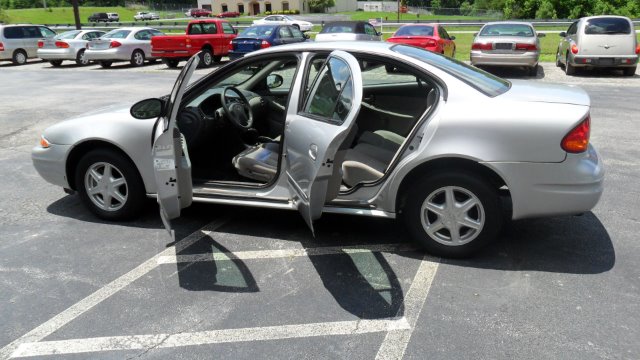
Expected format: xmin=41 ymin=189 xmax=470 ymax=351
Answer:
xmin=228 ymin=51 xmax=247 ymax=60
xmin=471 ymin=50 xmax=539 ymax=67
xmin=570 ymin=55 xmax=638 ymax=68
xmin=488 ymin=144 xmax=604 ymax=220
xmin=84 ymin=48 xmax=130 ymax=61
xmin=37 ymin=48 xmax=77 ymax=60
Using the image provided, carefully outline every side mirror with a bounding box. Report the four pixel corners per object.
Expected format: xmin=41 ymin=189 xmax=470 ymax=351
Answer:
xmin=130 ymin=98 xmax=165 ymax=119
xmin=266 ymin=74 xmax=284 ymax=89
xmin=559 ymin=31 xmax=566 ymax=37
xmin=450 ymin=35 xmax=456 ymax=40
xmin=537 ymin=32 xmax=546 ymax=38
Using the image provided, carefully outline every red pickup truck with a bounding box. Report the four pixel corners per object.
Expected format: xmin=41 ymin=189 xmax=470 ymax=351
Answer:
xmin=151 ymin=19 xmax=237 ymax=68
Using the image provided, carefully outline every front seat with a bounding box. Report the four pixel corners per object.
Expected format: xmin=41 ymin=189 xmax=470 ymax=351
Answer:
xmin=232 ymin=142 xmax=280 ymax=182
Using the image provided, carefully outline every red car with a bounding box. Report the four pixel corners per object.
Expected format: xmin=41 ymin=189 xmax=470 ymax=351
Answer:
xmin=386 ymin=23 xmax=456 ymax=58
xmin=185 ymin=8 xmax=212 ymax=18
xmin=217 ymin=11 xmax=240 ymax=18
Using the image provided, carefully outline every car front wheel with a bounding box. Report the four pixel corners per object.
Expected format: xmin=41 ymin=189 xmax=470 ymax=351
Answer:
xmin=402 ymin=171 xmax=503 ymax=258
xmin=75 ymin=149 xmax=146 ymax=220
xmin=130 ymin=49 xmax=145 ymax=67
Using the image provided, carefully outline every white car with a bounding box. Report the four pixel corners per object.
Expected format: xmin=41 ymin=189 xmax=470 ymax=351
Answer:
xmin=252 ymin=15 xmax=313 ymax=32
xmin=134 ymin=12 xmax=160 ymax=21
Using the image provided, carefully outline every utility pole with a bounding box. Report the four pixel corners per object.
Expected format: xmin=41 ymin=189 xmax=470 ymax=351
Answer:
xmin=71 ymin=0 xmax=81 ymax=29
xmin=397 ymin=0 xmax=400 ymax=22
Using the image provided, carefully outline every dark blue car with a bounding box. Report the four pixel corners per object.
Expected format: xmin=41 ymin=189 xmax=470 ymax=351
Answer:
xmin=229 ymin=24 xmax=308 ymax=60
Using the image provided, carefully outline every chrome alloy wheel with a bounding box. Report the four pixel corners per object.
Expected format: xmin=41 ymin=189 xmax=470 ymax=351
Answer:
xmin=133 ymin=51 xmax=144 ymax=66
xmin=420 ymin=186 xmax=485 ymax=246
xmin=84 ymin=162 xmax=128 ymax=212
xmin=203 ymin=51 xmax=212 ymax=66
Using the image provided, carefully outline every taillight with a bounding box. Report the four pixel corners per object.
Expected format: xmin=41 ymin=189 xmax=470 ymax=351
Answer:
xmin=561 ymin=116 xmax=590 ymax=153
xmin=260 ymin=40 xmax=271 ymax=49
xmin=424 ymin=39 xmax=437 ymax=47
xmin=471 ymin=42 xmax=492 ymax=50
xmin=636 ymin=44 xmax=640 ymax=54
xmin=0 ymin=42 xmax=4 ymax=51
xmin=515 ymin=43 xmax=537 ymax=51
xmin=185 ymin=38 xmax=191 ymax=48
xmin=109 ymin=41 xmax=121 ymax=48
xmin=55 ymin=41 xmax=69 ymax=48
xmin=37 ymin=41 xmax=44 ymax=48
xmin=571 ymin=44 xmax=578 ymax=54
xmin=228 ymin=40 xmax=234 ymax=52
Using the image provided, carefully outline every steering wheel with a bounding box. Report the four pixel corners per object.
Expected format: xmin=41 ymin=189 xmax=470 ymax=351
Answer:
xmin=221 ymin=86 xmax=254 ymax=131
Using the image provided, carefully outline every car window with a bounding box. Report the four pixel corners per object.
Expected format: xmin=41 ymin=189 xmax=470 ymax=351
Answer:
xmin=241 ymin=25 xmax=275 ymax=37
xmin=395 ymin=25 xmax=434 ymax=37
xmin=3 ymin=27 xmax=24 ymax=39
xmin=439 ymin=27 xmax=450 ymax=40
xmin=480 ymin=23 xmax=534 ymax=37
xmin=278 ymin=27 xmax=292 ymax=39
xmin=393 ymin=44 xmax=510 ymax=97
xmin=150 ymin=30 xmax=164 ymax=37
xmin=189 ymin=24 xmax=203 ymax=35
xmin=364 ymin=24 xmax=377 ymax=36
xmin=222 ymin=22 xmax=235 ymax=34
xmin=202 ymin=23 xmax=218 ymax=34
xmin=304 ymin=57 xmax=353 ymax=123
xmin=103 ymin=29 xmax=131 ymax=39
xmin=56 ymin=30 xmax=81 ymax=40
xmin=290 ymin=26 xmax=305 ymax=40
xmin=39 ymin=27 xmax=56 ymax=38
xmin=584 ymin=17 xmax=631 ymax=35
xmin=134 ymin=30 xmax=151 ymax=40
xmin=23 ymin=26 xmax=41 ymax=38
xmin=567 ymin=22 xmax=578 ymax=35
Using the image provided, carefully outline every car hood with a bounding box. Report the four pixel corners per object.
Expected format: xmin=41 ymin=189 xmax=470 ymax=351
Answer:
xmin=502 ymin=80 xmax=590 ymax=106
xmin=43 ymin=103 xmax=153 ymax=145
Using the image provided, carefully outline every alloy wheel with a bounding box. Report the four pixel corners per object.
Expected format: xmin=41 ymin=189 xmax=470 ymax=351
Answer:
xmin=84 ymin=162 xmax=128 ymax=212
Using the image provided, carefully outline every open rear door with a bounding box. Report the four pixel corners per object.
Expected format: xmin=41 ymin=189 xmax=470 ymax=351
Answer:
xmin=284 ymin=50 xmax=363 ymax=234
xmin=152 ymin=53 xmax=200 ymax=236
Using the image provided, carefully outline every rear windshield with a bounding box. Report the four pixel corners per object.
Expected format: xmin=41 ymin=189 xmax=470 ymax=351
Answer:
xmin=395 ymin=25 xmax=434 ymax=36
xmin=320 ymin=24 xmax=356 ymax=34
xmin=392 ymin=44 xmax=511 ymax=97
xmin=480 ymin=23 xmax=534 ymax=37
xmin=239 ymin=25 xmax=276 ymax=38
xmin=55 ymin=30 xmax=81 ymax=40
xmin=103 ymin=29 xmax=131 ymax=39
xmin=585 ymin=17 xmax=631 ymax=35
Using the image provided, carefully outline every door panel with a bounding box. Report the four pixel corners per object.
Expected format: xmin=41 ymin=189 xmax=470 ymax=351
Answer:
xmin=284 ymin=50 xmax=363 ymax=233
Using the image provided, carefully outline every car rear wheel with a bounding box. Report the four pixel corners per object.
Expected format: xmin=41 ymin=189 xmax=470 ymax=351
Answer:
xmin=199 ymin=49 xmax=213 ymax=68
xmin=75 ymin=149 xmax=146 ymax=221
xmin=163 ymin=59 xmax=179 ymax=68
xmin=12 ymin=49 xmax=27 ymax=65
xmin=100 ymin=61 xmax=113 ymax=68
xmin=75 ymin=49 xmax=89 ymax=65
xmin=623 ymin=66 xmax=637 ymax=76
xmin=565 ymin=53 xmax=576 ymax=76
xmin=402 ymin=171 xmax=503 ymax=258
xmin=49 ymin=60 xmax=63 ymax=67
xmin=130 ymin=49 xmax=145 ymax=67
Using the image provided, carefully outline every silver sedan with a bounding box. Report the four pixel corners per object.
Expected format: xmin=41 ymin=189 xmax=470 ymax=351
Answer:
xmin=32 ymin=42 xmax=604 ymax=258
xmin=470 ymin=21 xmax=544 ymax=76
xmin=37 ymin=29 xmax=106 ymax=66
xmin=84 ymin=27 xmax=164 ymax=68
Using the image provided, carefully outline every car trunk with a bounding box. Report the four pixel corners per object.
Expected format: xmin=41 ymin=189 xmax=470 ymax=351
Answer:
xmin=503 ymin=80 xmax=590 ymax=106
xmin=39 ymin=38 xmax=60 ymax=49
xmin=388 ymin=36 xmax=437 ymax=48
xmin=88 ymin=38 xmax=114 ymax=50
xmin=232 ymin=38 xmax=265 ymax=52
xmin=578 ymin=33 xmax=636 ymax=56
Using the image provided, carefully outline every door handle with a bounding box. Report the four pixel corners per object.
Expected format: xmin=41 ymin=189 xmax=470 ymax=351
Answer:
xmin=308 ymin=144 xmax=318 ymax=161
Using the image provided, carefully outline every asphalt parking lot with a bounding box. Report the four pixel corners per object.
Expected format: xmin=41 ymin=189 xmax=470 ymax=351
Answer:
xmin=1 ymin=59 xmax=639 ymax=359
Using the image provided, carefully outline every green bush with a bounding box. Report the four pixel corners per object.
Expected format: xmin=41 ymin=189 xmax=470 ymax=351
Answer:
xmin=264 ymin=10 xmax=271 ymax=15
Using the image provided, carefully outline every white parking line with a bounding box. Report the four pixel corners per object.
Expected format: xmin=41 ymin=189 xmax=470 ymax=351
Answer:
xmin=0 ymin=217 xmax=231 ymax=360
xmin=12 ymin=318 xmax=411 ymax=357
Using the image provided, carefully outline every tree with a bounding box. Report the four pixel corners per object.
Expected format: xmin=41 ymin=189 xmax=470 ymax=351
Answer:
xmin=308 ymin=0 xmax=335 ymax=13
xmin=536 ymin=0 xmax=557 ymax=18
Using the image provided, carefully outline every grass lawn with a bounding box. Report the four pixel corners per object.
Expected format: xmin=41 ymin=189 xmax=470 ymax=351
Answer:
xmin=343 ymin=11 xmax=500 ymax=21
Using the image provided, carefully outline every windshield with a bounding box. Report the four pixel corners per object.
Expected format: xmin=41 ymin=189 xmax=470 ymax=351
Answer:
xmin=55 ymin=30 xmax=81 ymax=40
xmin=392 ymin=44 xmax=511 ymax=97
xmin=585 ymin=17 xmax=632 ymax=35
xmin=395 ymin=25 xmax=434 ymax=37
xmin=102 ymin=29 xmax=131 ymax=39
xmin=239 ymin=25 xmax=276 ymax=38
xmin=480 ymin=23 xmax=534 ymax=37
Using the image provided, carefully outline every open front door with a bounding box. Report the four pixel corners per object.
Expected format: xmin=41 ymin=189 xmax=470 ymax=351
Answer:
xmin=152 ymin=53 xmax=200 ymax=235
xmin=284 ymin=50 xmax=363 ymax=234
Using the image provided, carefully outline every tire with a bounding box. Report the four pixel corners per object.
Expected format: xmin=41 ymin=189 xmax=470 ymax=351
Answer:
xmin=401 ymin=171 xmax=503 ymax=258
xmin=213 ymin=55 xmax=222 ymax=63
xmin=75 ymin=49 xmax=89 ymax=66
xmin=199 ymin=48 xmax=213 ymax=68
xmin=623 ymin=66 xmax=637 ymax=76
xmin=130 ymin=49 xmax=145 ymax=67
xmin=49 ymin=60 xmax=63 ymax=67
xmin=528 ymin=64 xmax=538 ymax=77
xmin=12 ymin=49 xmax=27 ymax=65
xmin=100 ymin=61 xmax=113 ymax=68
xmin=565 ymin=53 xmax=575 ymax=76
xmin=75 ymin=148 xmax=146 ymax=221
xmin=555 ymin=48 xmax=562 ymax=67
xmin=163 ymin=59 xmax=179 ymax=68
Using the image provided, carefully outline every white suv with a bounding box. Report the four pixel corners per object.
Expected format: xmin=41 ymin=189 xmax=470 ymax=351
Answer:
xmin=107 ymin=13 xmax=120 ymax=22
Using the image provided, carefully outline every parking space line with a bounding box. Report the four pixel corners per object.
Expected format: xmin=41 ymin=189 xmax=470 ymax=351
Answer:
xmin=11 ymin=318 xmax=411 ymax=357
xmin=0 ymin=217 xmax=231 ymax=360
xmin=375 ymin=255 xmax=440 ymax=360
xmin=157 ymin=243 xmax=420 ymax=264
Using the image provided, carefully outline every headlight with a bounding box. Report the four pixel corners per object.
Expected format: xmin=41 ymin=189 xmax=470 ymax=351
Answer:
xmin=39 ymin=136 xmax=51 ymax=148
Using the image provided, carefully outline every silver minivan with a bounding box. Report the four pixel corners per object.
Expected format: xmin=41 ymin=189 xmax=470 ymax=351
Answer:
xmin=556 ymin=15 xmax=638 ymax=76
xmin=0 ymin=24 xmax=56 ymax=65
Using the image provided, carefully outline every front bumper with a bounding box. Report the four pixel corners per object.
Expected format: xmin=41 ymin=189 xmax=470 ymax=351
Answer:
xmin=84 ymin=48 xmax=130 ymax=61
xmin=488 ymin=144 xmax=604 ymax=220
xmin=37 ymin=48 xmax=77 ymax=60
xmin=471 ymin=50 xmax=539 ymax=67
xmin=32 ymin=143 xmax=72 ymax=189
